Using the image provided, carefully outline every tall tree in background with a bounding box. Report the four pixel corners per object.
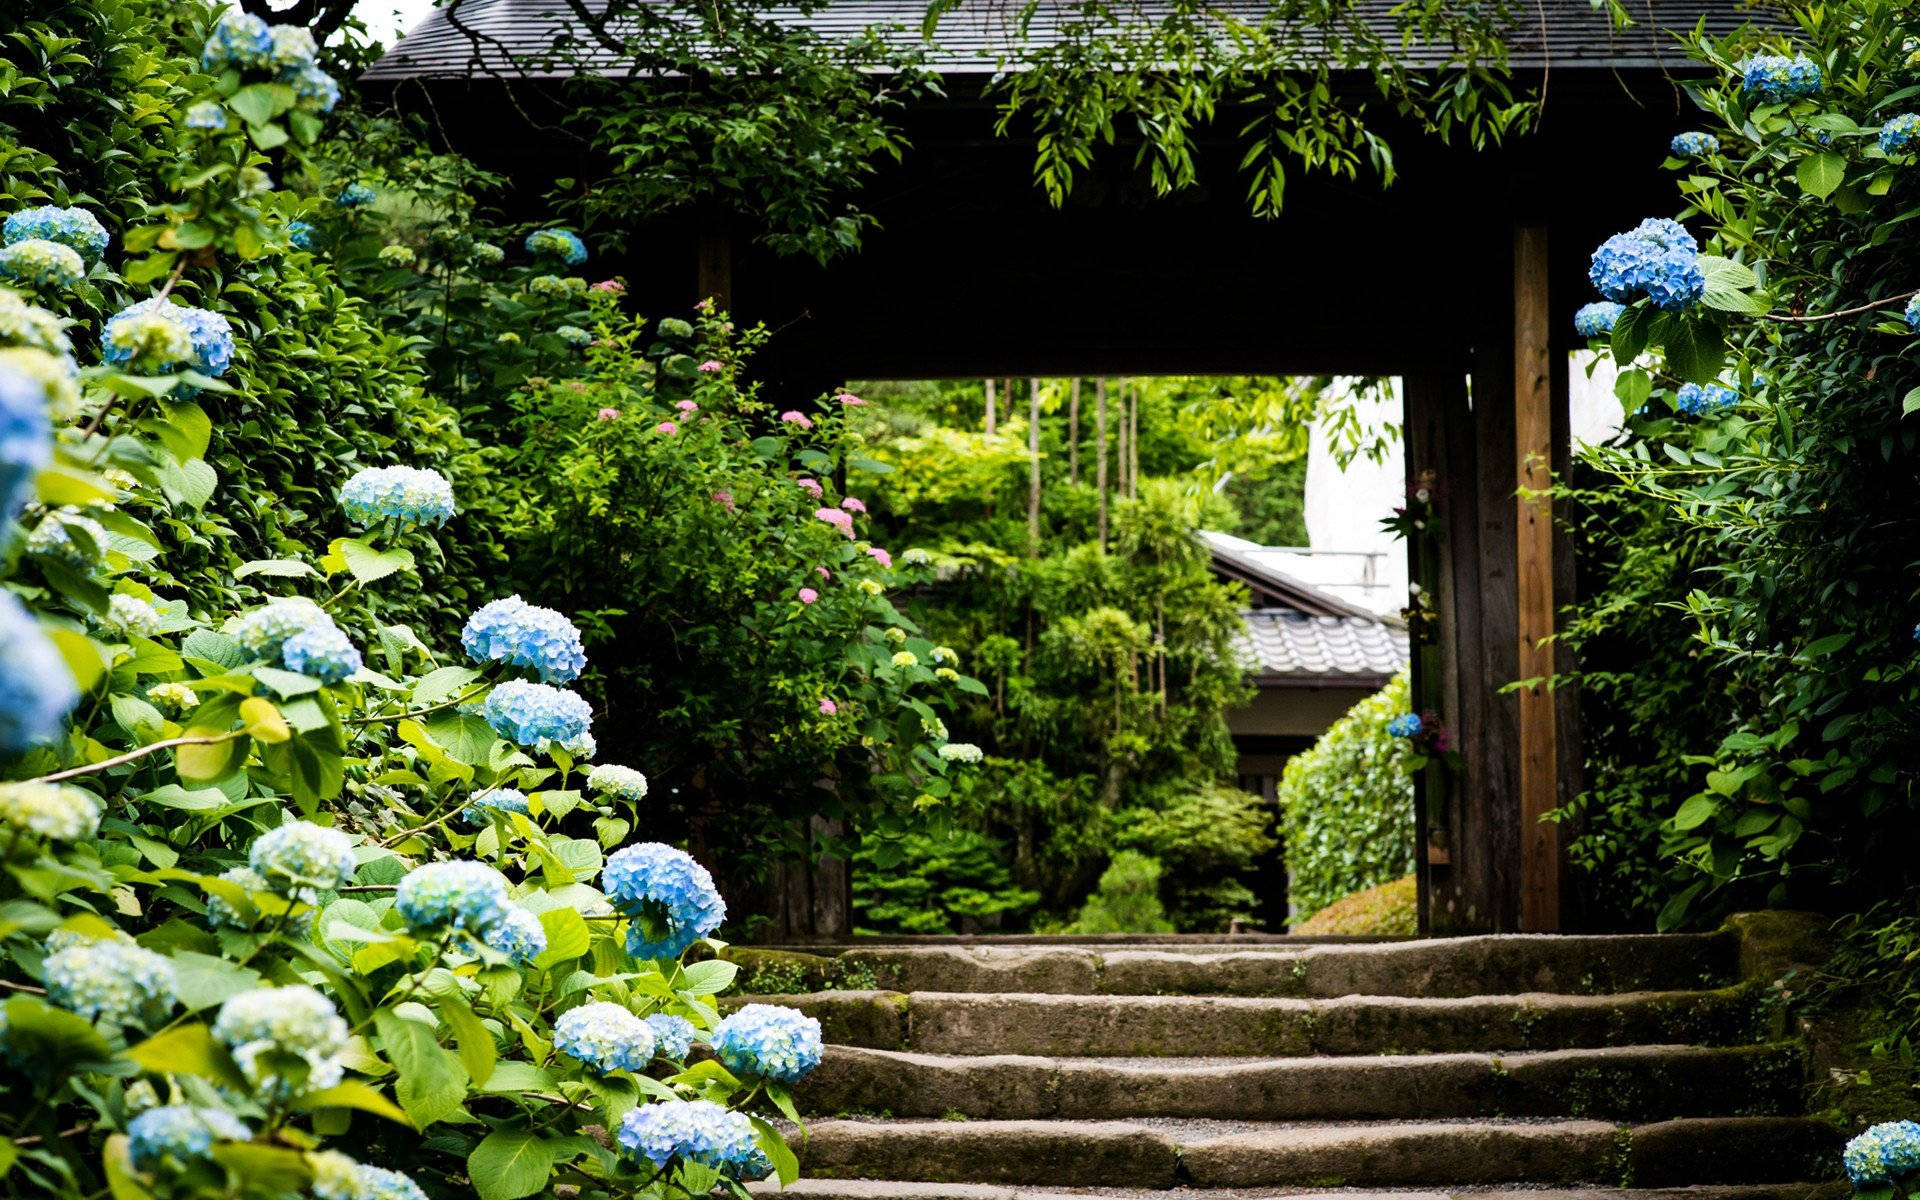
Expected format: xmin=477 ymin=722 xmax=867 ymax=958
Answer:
xmin=984 ymin=378 xmax=998 ymax=435
xmin=1095 ymin=378 xmax=1110 ymax=547
xmin=1028 ymin=377 xmax=1043 ymax=556
xmin=1068 ymin=378 xmax=1082 ymax=484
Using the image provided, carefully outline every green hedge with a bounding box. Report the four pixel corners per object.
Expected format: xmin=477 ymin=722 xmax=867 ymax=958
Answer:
xmin=1276 ymin=671 xmax=1414 ymax=917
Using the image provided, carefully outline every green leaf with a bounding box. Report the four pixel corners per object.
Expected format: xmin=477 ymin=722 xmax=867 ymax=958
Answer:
xmin=240 ymin=696 xmax=293 ymax=743
xmin=411 ymin=665 xmax=481 ymax=706
xmin=331 ymin=537 xmax=416 ymax=585
xmin=749 ymin=1115 xmax=800 ymax=1186
xmin=103 ymin=1135 xmax=156 ymax=1200
xmin=2 ymin=996 xmax=121 ymax=1083
xmin=1671 ymin=794 xmax=1719 ymax=832
xmin=1795 ymin=151 xmax=1846 ymax=199
xmin=110 ymin=695 xmax=167 ymax=742
xmin=209 ymin=1142 xmax=311 ymax=1193
xmin=160 ymin=459 xmax=218 ymax=509
xmin=177 ymin=730 xmax=247 ymax=785
xmin=1662 ymin=318 xmax=1725 ymax=384
xmin=166 ymin=950 xmax=263 ymax=1012
xmin=228 ymin=82 xmax=286 ymax=127
xmin=1610 ymin=302 xmax=1653 ymax=363
xmin=424 ymin=712 xmax=496 ymax=765
xmin=679 ymin=959 xmax=739 ymax=996
xmin=1903 ymin=386 xmax=1920 ymax=417
xmin=468 ymin=1129 xmax=554 ymax=1200
xmin=441 ymin=992 xmax=497 ymax=1087
xmin=532 ymin=908 xmax=591 ymax=969
xmin=126 ymin=1023 xmax=249 ymax=1091
xmin=182 ymin=629 xmax=244 ymax=669
xmin=477 ymin=1061 xmax=555 ymax=1094
xmin=374 ymin=1008 xmax=469 ymax=1128
xmin=297 ymin=1081 xmax=413 ymax=1126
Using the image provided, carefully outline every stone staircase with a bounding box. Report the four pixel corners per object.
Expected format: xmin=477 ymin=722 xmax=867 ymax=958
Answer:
xmin=730 ymin=930 xmax=1844 ymax=1199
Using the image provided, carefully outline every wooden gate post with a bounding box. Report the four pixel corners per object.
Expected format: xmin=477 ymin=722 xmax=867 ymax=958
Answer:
xmin=1513 ymin=224 xmax=1562 ymax=932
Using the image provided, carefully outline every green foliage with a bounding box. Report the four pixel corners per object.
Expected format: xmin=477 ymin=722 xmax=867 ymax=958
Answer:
xmin=1291 ymin=874 xmax=1416 ymax=936
xmin=851 ymin=827 xmax=1040 ymax=935
xmin=1276 ymin=672 xmax=1415 ymax=917
xmin=1113 ymin=781 xmax=1274 ymax=931
xmin=1067 ymin=851 xmax=1173 ymax=935
xmin=1572 ymin=4 xmax=1920 ymax=928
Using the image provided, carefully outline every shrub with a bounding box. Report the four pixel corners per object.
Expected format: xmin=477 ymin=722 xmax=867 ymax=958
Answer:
xmin=1292 ymin=875 xmax=1417 ymax=936
xmin=1068 ymin=851 xmax=1175 ymax=935
xmin=1114 ymin=780 xmax=1274 ymax=930
xmin=852 ymin=828 xmax=1041 ymax=935
xmin=1276 ymin=671 xmax=1415 ymax=917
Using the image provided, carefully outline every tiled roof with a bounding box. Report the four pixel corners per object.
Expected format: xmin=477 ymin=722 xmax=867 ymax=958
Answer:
xmin=362 ymin=0 xmax=1770 ymax=83
xmin=1236 ymin=608 xmax=1407 ymax=685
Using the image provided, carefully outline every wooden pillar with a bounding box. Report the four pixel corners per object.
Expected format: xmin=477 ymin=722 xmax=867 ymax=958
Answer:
xmin=1513 ymin=224 xmax=1562 ymax=932
xmin=697 ymin=224 xmax=733 ymax=312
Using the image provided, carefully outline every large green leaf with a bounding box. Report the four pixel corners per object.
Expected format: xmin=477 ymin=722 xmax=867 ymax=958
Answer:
xmin=468 ymin=1129 xmax=554 ymax=1200
xmin=374 ymin=1008 xmax=469 ymax=1128
xmin=1794 ymin=151 xmax=1846 ymax=198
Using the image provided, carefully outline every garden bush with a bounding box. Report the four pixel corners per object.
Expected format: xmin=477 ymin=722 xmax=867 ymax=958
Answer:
xmin=0 ymin=6 xmax=982 ymax=1198
xmin=1275 ymin=672 xmax=1415 ymax=918
xmin=1067 ymin=851 xmax=1174 ymax=935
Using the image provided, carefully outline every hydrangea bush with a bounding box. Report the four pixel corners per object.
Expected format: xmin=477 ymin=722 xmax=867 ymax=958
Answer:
xmin=1565 ymin=4 xmax=1920 ymax=929
xmin=0 ymin=12 xmax=847 ymax=1200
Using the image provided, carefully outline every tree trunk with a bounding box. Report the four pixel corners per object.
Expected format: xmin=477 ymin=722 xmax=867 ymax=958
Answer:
xmin=1116 ymin=380 xmax=1130 ymax=500
xmin=1027 ymin=377 xmax=1042 ymax=557
xmin=1068 ymin=378 xmax=1081 ymax=485
xmin=984 ymin=378 xmax=997 ymax=436
xmin=1095 ymin=378 xmax=1110 ymax=549
xmin=1128 ymin=382 xmax=1141 ymax=498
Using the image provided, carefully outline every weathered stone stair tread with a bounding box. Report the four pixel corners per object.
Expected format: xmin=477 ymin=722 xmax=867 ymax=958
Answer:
xmin=751 ymin=933 xmax=1737 ymax=997
xmin=799 ymin=1043 xmax=1801 ymax=1121
xmin=792 ymin=1117 xmax=1839 ymax=1189
xmin=750 ymin=1183 xmax=1843 ymax=1200
xmin=732 ymin=988 xmax=1755 ymax=1056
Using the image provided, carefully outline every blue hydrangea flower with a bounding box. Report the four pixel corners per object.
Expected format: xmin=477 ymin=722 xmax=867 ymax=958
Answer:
xmin=228 ymin=599 xmax=329 ymax=659
xmin=102 ymin=299 xmax=234 ymax=378
xmin=1 ymin=362 xmax=50 ymax=521
xmin=311 ymin=1155 xmax=429 ymax=1200
xmin=0 ymin=594 xmax=77 ymax=755
xmin=1844 ymin=1120 xmax=1920 ymax=1184
xmin=0 ymin=290 xmax=72 ymax=359
xmin=202 ymin=11 xmax=275 ymax=72
xmin=482 ymin=905 xmax=547 ymax=963
xmin=394 ymin=860 xmax=512 ymax=932
xmin=290 ymin=63 xmax=341 ymax=114
xmin=645 ymin=1013 xmax=696 ymax=1059
xmin=1588 ymin=221 xmax=1704 ymax=310
xmin=338 ymin=465 xmax=456 ymax=528
xmin=266 ymin=25 xmax=318 ymax=72
xmin=482 ymin=680 xmax=593 ymax=749
xmin=1907 ymin=294 xmax=1920 ymax=332
xmin=1742 ymin=54 xmax=1823 ymax=104
xmin=1676 ymin=382 xmax=1738 ymax=415
xmin=0 ymin=240 xmax=85 ymax=291
xmin=462 ymin=596 xmax=587 ymax=683
xmin=525 ymin=229 xmax=588 ymax=265
xmin=212 ymin=985 xmax=348 ymax=1100
xmin=1669 ymin=131 xmax=1720 ymax=158
xmin=460 ymin=787 xmax=531 ymax=826
xmin=1573 ymin=301 xmax=1625 ymax=337
xmin=0 ymin=781 xmax=99 ymax=841
xmin=553 ymin=1001 xmax=656 ymax=1073
xmin=0 ymin=345 xmax=79 ymax=423
xmin=3 ymin=206 xmax=108 ymax=266
xmin=206 ymin=865 xmax=267 ymax=929
xmin=44 ymin=938 xmax=176 ymax=1026
xmin=288 ymin=220 xmax=315 ymax=250
xmin=184 ymin=101 xmax=229 ymax=131
xmin=587 ymin=764 xmax=649 ymax=803
xmin=127 ymin=1105 xmax=250 ymax=1172
xmin=731 ymin=1146 xmax=776 ymax=1183
xmin=601 ymin=842 xmax=727 ymax=960
xmin=1882 ymin=114 xmax=1920 ymax=156
xmin=249 ymin=820 xmax=357 ymax=897
xmin=617 ymin=1099 xmax=759 ymax=1171
xmin=335 ymin=183 xmax=377 ymax=209
xmin=1387 ymin=713 xmax=1423 ymax=738
xmin=345 ymin=1166 xmax=428 ymax=1200
xmin=711 ymin=1004 xmax=823 ymax=1082
xmin=556 ymin=325 xmax=592 ymax=347
xmin=28 ymin=509 xmax=108 ymax=570
xmin=281 ymin=623 xmax=363 ymax=684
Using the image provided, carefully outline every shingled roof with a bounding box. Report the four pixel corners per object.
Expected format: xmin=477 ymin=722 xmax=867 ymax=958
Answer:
xmin=362 ymin=0 xmax=1773 ymax=83
xmin=1237 ymin=609 xmax=1407 ymax=687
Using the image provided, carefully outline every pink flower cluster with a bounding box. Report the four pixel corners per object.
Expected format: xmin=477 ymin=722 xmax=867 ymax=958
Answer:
xmin=798 ymin=587 xmax=818 ymax=604
xmin=591 ymin=279 xmax=624 ymax=293
xmin=868 ymin=547 xmax=891 ymax=568
xmin=698 ymin=360 xmax=724 ymax=374
xmin=596 ymin=407 xmax=621 ymax=421
xmin=796 ymin=478 xmax=823 ymax=498
xmin=780 ymin=411 xmax=814 ymax=430
xmin=842 ymin=497 xmax=867 ymax=513
xmin=655 ymin=421 xmax=678 ymax=435
xmin=675 ymin=399 xmax=699 ymax=414
xmin=814 ymin=507 xmax=853 ymax=537
xmin=835 ymin=392 xmax=867 ymax=407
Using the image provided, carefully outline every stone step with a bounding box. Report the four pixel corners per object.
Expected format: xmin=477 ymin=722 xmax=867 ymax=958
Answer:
xmin=729 ymin=933 xmax=1737 ymax=999
xmin=797 ymin=1043 xmax=1802 ymax=1123
xmin=729 ymin=987 xmax=1756 ymax=1057
xmin=789 ymin=1117 xmax=1839 ymax=1190
xmin=749 ymin=1183 xmax=1845 ymax=1200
